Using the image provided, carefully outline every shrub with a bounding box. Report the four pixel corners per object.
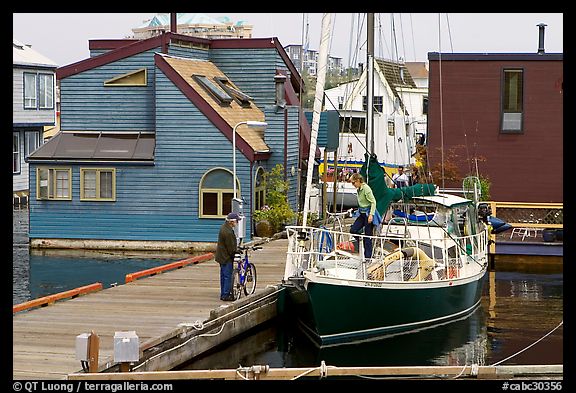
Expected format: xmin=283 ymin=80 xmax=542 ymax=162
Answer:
xmin=253 ymin=164 xmax=296 ymax=233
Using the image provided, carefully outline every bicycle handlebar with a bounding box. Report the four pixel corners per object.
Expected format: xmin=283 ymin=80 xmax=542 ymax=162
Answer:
xmin=238 ymin=245 xmax=263 ymax=252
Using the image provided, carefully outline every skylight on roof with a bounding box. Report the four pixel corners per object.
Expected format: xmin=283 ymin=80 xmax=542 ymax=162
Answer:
xmin=193 ymin=74 xmax=233 ymax=105
xmin=213 ymin=77 xmax=253 ymax=107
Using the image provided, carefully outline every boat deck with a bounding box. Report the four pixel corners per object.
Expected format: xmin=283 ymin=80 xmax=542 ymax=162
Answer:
xmin=12 ymin=238 xmax=289 ymax=380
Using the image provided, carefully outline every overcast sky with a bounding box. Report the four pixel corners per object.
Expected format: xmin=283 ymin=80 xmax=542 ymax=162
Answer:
xmin=13 ymin=13 xmax=563 ymax=67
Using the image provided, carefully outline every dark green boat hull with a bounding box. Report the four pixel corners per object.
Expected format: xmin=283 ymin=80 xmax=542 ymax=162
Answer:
xmin=291 ymin=271 xmax=487 ymax=345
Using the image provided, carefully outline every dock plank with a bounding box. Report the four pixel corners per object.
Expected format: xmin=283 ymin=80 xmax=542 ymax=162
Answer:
xmin=13 ymin=238 xmax=289 ymax=380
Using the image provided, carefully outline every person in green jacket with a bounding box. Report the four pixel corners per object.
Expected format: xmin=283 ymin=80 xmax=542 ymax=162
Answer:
xmin=349 ymin=173 xmax=377 ymax=258
xmin=215 ymin=212 xmax=240 ymax=301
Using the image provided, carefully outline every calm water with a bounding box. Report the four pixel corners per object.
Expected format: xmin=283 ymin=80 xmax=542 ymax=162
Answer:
xmin=13 ymin=206 xmax=563 ymax=369
xmin=13 ymin=206 xmax=189 ymax=304
xmin=177 ymin=263 xmax=563 ymax=370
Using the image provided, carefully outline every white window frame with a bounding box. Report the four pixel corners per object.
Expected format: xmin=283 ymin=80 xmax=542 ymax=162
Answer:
xmin=38 ymin=73 xmax=55 ymax=109
xmin=25 ymin=131 xmax=41 ymax=157
xmin=13 ymin=132 xmax=20 ymax=174
xmin=24 ymin=73 xmax=37 ymax=109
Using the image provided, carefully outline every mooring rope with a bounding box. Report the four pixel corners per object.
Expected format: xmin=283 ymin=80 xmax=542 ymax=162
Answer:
xmin=490 ymin=320 xmax=563 ymax=367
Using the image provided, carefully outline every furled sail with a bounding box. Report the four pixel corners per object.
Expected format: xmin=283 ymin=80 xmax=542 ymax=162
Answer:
xmin=360 ymin=153 xmax=436 ymax=215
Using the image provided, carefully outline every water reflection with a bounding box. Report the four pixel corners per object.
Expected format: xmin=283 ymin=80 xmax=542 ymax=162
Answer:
xmin=179 ymin=265 xmax=563 ymax=370
xmin=12 ymin=206 xmax=194 ymax=305
xmin=13 ymin=206 xmax=563 ymax=368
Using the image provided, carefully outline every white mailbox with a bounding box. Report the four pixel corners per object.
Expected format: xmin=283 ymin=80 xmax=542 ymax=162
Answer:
xmin=75 ymin=333 xmax=90 ymax=361
xmin=113 ymin=331 xmax=139 ymax=363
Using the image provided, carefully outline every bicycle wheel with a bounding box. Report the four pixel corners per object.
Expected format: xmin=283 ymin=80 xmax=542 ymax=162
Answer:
xmin=243 ymin=263 xmax=257 ymax=296
xmin=231 ymin=268 xmax=242 ymax=300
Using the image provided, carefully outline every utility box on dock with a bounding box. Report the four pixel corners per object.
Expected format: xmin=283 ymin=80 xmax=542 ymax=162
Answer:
xmin=113 ymin=331 xmax=139 ymax=363
xmin=75 ymin=333 xmax=90 ymax=361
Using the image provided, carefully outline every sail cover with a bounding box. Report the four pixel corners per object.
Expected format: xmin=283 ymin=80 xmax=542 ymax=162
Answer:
xmin=360 ymin=153 xmax=436 ymax=215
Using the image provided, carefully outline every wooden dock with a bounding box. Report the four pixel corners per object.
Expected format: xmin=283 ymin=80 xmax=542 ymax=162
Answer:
xmin=13 ymin=238 xmax=290 ymax=380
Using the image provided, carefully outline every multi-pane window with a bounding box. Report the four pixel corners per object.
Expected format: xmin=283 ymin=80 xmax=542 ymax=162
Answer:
xmin=36 ymin=167 xmax=72 ymax=200
xmin=25 ymin=131 xmax=41 ymax=157
xmin=38 ymin=74 xmax=54 ymax=109
xmin=362 ymin=96 xmax=383 ymax=113
xmin=24 ymin=73 xmax=37 ymax=109
xmin=13 ymin=133 xmax=20 ymax=174
xmin=340 ymin=117 xmax=366 ymax=134
xmin=501 ymin=69 xmax=524 ymax=133
xmin=80 ymin=168 xmax=116 ymax=201
xmin=199 ymin=168 xmax=240 ymax=218
xmin=24 ymin=72 xmax=54 ymax=110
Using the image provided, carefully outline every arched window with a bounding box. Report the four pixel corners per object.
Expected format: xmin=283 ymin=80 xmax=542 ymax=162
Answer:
xmin=254 ymin=166 xmax=266 ymax=211
xmin=199 ymin=168 xmax=240 ymax=218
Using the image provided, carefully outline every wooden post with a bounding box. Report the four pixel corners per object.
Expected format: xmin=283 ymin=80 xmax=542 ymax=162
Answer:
xmin=87 ymin=330 xmax=100 ymax=373
xmin=119 ymin=363 xmax=131 ymax=373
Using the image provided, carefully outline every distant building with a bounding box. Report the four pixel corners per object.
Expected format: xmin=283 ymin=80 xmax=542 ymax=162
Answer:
xmin=284 ymin=44 xmax=343 ymax=76
xmin=12 ymin=38 xmax=57 ymax=204
xmin=132 ymin=13 xmax=253 ymax=40
xmin=427 ymin=49 xmax=563 ymax=203
xmin=322 ymin=57 xmax=426 ymax=173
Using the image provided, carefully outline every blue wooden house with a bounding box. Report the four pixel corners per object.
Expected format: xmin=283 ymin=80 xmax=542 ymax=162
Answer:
xmin=27 ymin=32 xmax=312 ymax=250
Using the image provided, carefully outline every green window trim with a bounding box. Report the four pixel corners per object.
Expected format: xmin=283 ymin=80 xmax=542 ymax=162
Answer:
xmin=80 ymin=168 xmax=116 ymax=201
xmin=36 ymin=167 xmax=72 ymax=201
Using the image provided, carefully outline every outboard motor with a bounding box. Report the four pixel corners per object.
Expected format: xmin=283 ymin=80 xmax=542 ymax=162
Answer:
xmin=478 ymin=202 xmax=513 ymax=234
xmin=477 ymin=203 xmax=492 ymax=224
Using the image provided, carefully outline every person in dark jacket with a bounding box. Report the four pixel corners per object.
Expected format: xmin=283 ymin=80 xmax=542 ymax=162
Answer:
xmin=215 ymin=212 xmax=240 ymax=301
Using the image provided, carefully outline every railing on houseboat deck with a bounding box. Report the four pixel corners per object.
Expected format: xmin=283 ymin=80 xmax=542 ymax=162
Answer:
xmin=285 ymin=225 xmax=488 ymax=284
xmin=488 ymin=202 xmax=563 ymax=229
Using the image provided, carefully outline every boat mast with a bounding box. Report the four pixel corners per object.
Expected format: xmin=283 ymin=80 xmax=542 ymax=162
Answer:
xmin=366 ymin=13 xmax=375 ymax=156
xmin=301 ymin=13 xmax=333 ymax=228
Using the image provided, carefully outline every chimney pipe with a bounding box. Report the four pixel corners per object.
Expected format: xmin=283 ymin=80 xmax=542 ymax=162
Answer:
xmin=170 ymin=13 xmax=177 ymax=34
xmin=537 ymin=23 xmax=547 ymax=55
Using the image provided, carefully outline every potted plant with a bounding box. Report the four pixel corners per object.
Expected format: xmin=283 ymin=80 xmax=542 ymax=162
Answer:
xmin=253 ymin=164 xmax=296 ymax=237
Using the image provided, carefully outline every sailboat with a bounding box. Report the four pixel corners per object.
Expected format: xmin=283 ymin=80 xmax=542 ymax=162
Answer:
xmin=317 ymin=15 xmax=427 ymax=211
xmin=283 ymin=13 xmax=489 ymax=346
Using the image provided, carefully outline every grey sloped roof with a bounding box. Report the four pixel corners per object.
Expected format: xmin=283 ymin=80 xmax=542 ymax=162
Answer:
xmin=13 ymin=38 xmax=57 ymax=68
xmin=27 ymin=131 xmax=155 ymax=162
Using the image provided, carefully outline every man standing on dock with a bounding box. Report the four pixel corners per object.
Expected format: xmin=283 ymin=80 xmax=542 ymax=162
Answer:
xmin=215 ymin=213 xmax=240 ymax=301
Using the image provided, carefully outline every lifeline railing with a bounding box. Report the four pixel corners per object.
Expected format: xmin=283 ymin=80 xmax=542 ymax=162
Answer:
xmin=285 ymin=225 xmax=488 ymax=283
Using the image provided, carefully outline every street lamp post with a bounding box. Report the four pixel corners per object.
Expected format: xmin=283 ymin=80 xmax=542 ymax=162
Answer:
xmin=232 ymin=120 xmax=267 ymax=245
xmin=232 ymin=120 xmax=268 ymax=199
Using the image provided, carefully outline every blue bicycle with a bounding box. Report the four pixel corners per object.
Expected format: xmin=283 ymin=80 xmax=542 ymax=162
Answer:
xmin=232 ymin=245 xmax=261 ymax=300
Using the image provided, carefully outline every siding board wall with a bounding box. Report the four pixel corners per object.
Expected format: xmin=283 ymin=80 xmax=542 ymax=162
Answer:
xmin=30 ymin=38 xmax=302 ymax=245
xmin=60 ymin=51 xmax=157 ymax=131
xmin=427 ymin=56 xmax=563 ymax=203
